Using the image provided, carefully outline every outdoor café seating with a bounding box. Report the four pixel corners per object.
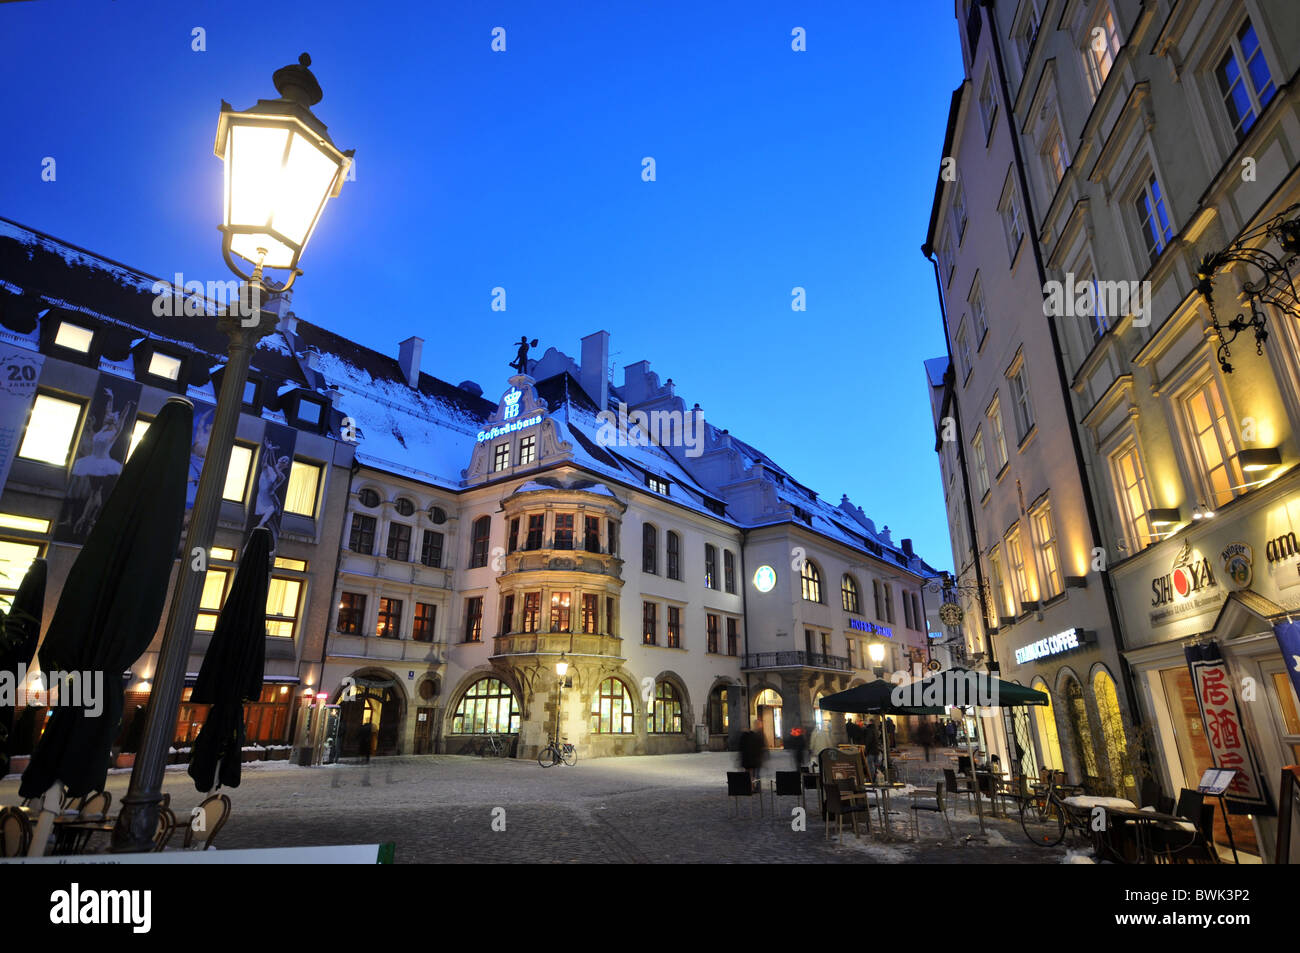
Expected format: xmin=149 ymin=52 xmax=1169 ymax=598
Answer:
xmin=942 ymin=767 xmax=975 ymax=816
xmin=0 ymin=806 xmax=33 ymax=857
xmin=726 ymin=771 xmax=764 ymax=817
xmin=823 ymin=781 xmax=871 ymax=844
xmin=909 ymin=780 xmax=953 ymax=841
xmin=771 ymin=770 xmax=807 ymax=814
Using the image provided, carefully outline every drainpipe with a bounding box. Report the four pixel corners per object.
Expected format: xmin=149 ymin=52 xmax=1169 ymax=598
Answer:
xmin=980 ymin=0 xmax=1147 ymax=775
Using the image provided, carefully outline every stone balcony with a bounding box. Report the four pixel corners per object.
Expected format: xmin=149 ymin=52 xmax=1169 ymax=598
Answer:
xmin=504 ymin=547 xmax=623 ymax=579
xmin=492 ymin=631 xmax=624 ymax=661
xmin=327 ymin=633 xmax=447 ymax=665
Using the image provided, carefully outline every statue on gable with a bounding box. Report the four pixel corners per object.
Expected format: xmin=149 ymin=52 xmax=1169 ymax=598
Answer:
xmin=510 ymin=336 xmax=538 ymax=375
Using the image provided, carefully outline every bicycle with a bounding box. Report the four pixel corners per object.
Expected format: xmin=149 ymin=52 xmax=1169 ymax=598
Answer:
xmin=478 ymin=734 xmax=509 ymax=758
xmin=1019 ymin=775 xmax=1080 ymax=847
xmin=537 ymin=736 xmax=577 ymax=768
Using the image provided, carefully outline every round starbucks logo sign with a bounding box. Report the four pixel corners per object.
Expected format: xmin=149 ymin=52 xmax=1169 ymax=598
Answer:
xmin=752 ymin=565 xmax=777 ymax=593
xmin=939 ymin=602 xmax=964 ymax=627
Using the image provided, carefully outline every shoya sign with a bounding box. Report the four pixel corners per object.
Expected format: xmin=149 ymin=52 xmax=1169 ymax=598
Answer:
xmin=1150 ymin=541 xmax=1220 ymax=626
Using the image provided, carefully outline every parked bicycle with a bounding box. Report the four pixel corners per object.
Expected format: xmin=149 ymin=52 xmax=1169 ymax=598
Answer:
xmin=537 ymin=736 xmax=576 ymax=768
xmin=1019 ymin=775 xmax=1077 ymax=847
xmin=477 ymin=734 xmax=510 ymax=758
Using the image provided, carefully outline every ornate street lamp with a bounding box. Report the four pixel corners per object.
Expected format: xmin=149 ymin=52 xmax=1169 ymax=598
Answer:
xmin=1197 ymin=203 xmax=1300 ymax=374
xmin=112 ymin=54 xmax=351 ymax=852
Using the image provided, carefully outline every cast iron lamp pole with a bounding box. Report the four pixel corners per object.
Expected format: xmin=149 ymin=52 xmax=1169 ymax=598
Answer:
xmin=112 ymin=54 xmax=351 ymax=851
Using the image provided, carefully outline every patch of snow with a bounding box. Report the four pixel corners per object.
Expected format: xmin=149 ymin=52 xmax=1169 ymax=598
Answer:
xmin=1061 ymin=849 xmax=1096 ymax=864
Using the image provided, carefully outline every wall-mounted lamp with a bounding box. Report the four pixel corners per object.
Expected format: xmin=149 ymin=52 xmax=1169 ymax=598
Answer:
xmin=1064 ymin=576 xmax=1088 ymax=589
xmin=1148 ymin=507 xmax=1182 ymax=528
xmin=1239 ymin=447 xmax=1282 ymax=472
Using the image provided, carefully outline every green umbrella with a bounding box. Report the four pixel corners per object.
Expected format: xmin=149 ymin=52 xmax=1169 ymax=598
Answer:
xmin=187 ymin=526 xmax=271 ymax=792
xmin=19 ymin=397 xmax=192 ymax=799
xmin=819 ymin=678 xmax=944 ymax=715
xmin=0 ymin=558 xmax=47 ymax=776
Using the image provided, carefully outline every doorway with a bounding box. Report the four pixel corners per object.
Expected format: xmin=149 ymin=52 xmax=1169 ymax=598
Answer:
xmin=754 ymin=688 xmax=783 ymax=748
xmin=338 ymin=676 xmax=404 ymax=758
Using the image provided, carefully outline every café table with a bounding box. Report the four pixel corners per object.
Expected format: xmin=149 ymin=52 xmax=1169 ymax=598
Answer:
xmin=1096 ymin=805 xmax=1196 ymax=864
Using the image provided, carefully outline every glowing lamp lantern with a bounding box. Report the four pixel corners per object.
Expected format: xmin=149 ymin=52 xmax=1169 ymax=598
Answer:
xmin=555 ymin=653 xmax=569 ymax=679
xmin=867 ymin=642 xmax=885 ymax=665
xmin=213 ymin=53 xmax=353 ymax=287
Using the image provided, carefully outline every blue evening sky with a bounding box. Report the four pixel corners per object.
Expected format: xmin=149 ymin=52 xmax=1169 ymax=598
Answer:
xmin=0 ymin=0 xmax=962 ymax=569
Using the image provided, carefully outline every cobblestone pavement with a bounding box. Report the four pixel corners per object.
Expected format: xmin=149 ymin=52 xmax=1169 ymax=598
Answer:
xmin=2 ymin=748 xmax=1071 ymax=864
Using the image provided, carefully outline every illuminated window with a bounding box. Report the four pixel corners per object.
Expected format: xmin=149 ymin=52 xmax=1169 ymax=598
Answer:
xmin=972 ymin=429 xmax=990 ymax=497
xmin=590 ymin=678 xmax=634 ymax=734
xmin=0 ymin=513 xmax=50 ymax=534
xmin=195 ymin=568 xmax=229 ymax=631
xmin=274 ymin=556 xmax=306 ymax=571
xmin=1134 ymin=172 xmax=1174 ymax=265
xmin=988 ymin=396 xmax=1009 ymax=471
xmin=800 ymin=559 xmax=823 ymax=603
xmin=549 ymin=591 xmax=571 ymax=632
xmin=223 ymin=444 xmax=255 ymax=503
xmin=1031 ymin=500 xmax=1063 ymax=599
xmin=126 ymin=418 xmax=151 ymax=460
xmin=451 ymin=678 xmax=520 ymax=734
xmin=18 ymin=394 xmax=82 ymax=466
xmin=522 ymin=592 xmax=541 ymax=633
xmin=1183 ymin=377 xmax=1242 ymax=508
xmin=265 ymin=576 xmax=302 ymax=638
xmin=643 ymin=601 xmax=658 ymax=645
xmin=211 ymin=546 xmax=236 ymax=561
xmin=146 ymin=351 xmax=182 ymax=381
xmin=647 ymin=475 xmax=669 ymax=495
xmin=493 ymin=443 xmax=510 ymax=472
xmin=377 ymin=597 xmax=402 ymax=639
xmin=412 ymin=602 xmax=436 ymax=643
xmin=54 ymin=322 xmax=94 ymax=352
xmin=464 ymin=596 xmax=483 ymax=642
xmin=667 ymin=605 xmax=681 ymax=648
xmin=707 ymin=613 xmax=719 ymax=653
xmin=283 ymin=460 xmax=321 ymax=517
xmin=0 ymin=539 xmax=41 ymax=610
xmin=1085 ymin=5 xmax=1122 ymax=94
xmin=1111 ymin=442 xmax=1154 ymax=552
xmin=518 ymin=434 xmax=536 ymax=465
xmin=647 ymin=681 xmax=682 ymax=734
xmin=1006 ymin=525 xmax=1032 ymax=604
xmin=841 ymin=574 xmax=860 ymax=614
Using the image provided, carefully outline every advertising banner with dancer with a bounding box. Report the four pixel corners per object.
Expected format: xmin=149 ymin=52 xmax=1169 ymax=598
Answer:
xmin=53 ymin=375 xmax=141 ymax=544
xmin=245 ymin=421 xmax=297 ymax=548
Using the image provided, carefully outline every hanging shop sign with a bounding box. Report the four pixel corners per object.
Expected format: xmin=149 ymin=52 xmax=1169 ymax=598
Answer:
xmin=1272 ymin=619 xmax=1300 ymax=708
xmin=752 ymin=565 xmax=777 ymax=592
xmin=1013 ymin=627 xmax=1091 ymax=665
xmin=848 ymin=618 xmax=893 ymax=638
xmin=1184 ymin=641 xmax=1273 ymax=815
xmin=1150 ymin=541 xmax=1220 ymax=626
xmin=938 ymin=602 xmax=964 ymax=627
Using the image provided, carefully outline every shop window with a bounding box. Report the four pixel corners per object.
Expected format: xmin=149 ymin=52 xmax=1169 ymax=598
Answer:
xmin=647 ymin=681 xmax=682 ymax=734
xmin=590 ymin=678 xmax=634 ymax=734
xmin=451 ymin=678 xmax=520 ymax=734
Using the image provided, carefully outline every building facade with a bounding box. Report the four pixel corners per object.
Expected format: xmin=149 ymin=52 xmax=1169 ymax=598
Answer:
xmin=926 ymin=0 xmax=1300 ymax=861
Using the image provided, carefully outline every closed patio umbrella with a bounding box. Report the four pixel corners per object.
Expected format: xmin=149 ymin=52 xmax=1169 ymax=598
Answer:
xmin=19 ymin=397 xmax=191 ymax=800
xmin=0 ymin=558 xmax=47 ymax=776
xmin=187 ymin=526 xmax=271 ymax=792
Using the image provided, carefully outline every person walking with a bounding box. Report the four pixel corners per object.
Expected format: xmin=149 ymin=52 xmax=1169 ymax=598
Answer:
xmin=885 ymin=716 xmax=897 ymax=752
xmin=864 ymin=720 xmax=882 ymax=783
xmin=787 ymin=724 xmax=808 ymax=771
xmin=358 ymin=721 xmax=374 ymax=764
xmin=739 ymin=724 xmax=767 ymax=784
xmin=919 ymin=719 xmax=934 ymax=762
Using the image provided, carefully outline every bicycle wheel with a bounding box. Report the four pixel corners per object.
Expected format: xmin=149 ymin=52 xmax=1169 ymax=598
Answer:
xmin=537 ymin=745 xmax=556 ymax=768
xmin=1021 ymin=797 xmax=1066 ymax=847
xmin=561 ymin=745 xmax=577 ymax=767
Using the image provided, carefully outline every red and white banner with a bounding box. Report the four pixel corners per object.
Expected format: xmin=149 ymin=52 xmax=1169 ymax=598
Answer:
xmin=1185 ymin=641 xmax=1273 ymax=815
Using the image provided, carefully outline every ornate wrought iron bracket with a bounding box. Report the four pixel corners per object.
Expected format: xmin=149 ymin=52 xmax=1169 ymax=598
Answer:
xmin=1196 ymin=204 xmax=1300 ymax=373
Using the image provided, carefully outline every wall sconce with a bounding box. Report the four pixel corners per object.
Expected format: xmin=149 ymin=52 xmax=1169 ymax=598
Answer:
xmin=1239 ymin=447 xmax=1282 ymax=472
xmin=1064 ymin=576 xmax=1088 ymax=589
xmin=1148 ymin=507 xmax=1181 ymax=527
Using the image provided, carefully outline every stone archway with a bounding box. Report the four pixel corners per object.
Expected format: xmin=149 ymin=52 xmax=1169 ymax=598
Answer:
xmin=337 ymin=668 xmax=407 ymax=758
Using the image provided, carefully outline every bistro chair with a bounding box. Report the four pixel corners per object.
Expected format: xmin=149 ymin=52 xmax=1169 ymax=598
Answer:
xmin=726 ymin=772 xmax=762 ymax=818
xmin=77 ymin=791 xmax=111 ymax=820
xmin=772 ymin=770 xmax=806 ymax=814
xmin=153 ymin=807 xmax=178 ymax=852
xmin=183 ymin=793 xmax=232 ymax=850
xmin=0 ymin=807 xmax=33 ymax=857
xmin=943 ymin=768 xmax=975 ymax=816
xmin=910 ymin=780 xmax=954 ymax=841
xmin=823 ymin=781 xmax=870 ymax=844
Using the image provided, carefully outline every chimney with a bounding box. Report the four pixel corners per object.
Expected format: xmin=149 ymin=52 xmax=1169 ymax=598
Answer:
xmin=398 ymin=336 xmax=423 ymax=388
xmin=902 ymin=538 xmax=914 ymax=558
xmin=580 ymin=331 xmax=609 ymax=409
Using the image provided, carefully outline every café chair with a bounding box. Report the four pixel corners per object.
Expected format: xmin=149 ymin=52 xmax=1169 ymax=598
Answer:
xmin=183 ymin=794 xmax=232 ymax=850
xmin=823 ymin=781 xmax=870 ymax=844
xmin=771 ymin=770 xmax=806 ymax=814
xmin=0 ymin=807 xmax=33 ymax=857
xmin=910 ymin=780 xmax=954 ymax=841
xmin=726 ymin=772 xmax=763 ymax=818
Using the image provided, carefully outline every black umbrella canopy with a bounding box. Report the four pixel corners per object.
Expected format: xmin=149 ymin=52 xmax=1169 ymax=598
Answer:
xmin=188 ymin=526 xmax=271 ymax=792
xmin=0 ymin=558 xmax=47 ymax=776
xmin=19 ymin=397 xmax=192 ymax=799
xmin=819 ymin=679 xmax=945 ymax=715
xmin=893 ymin=666 xmax=1049 ymax=709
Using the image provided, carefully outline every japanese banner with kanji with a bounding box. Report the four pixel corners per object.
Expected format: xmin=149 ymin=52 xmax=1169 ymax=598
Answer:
xmin=1185 ymin=642 xmax=1274 ymax=815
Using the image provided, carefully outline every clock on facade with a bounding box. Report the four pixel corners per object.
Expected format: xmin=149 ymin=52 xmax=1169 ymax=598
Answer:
xmin=752 ymin=565 xmax=777 ymax=593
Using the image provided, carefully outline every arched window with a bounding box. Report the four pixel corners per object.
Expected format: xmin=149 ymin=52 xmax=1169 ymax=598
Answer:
xmin=841 ymin=575 xmax=860 ymax=614
xmin=708 ymin=685 xmax=729 ymax=734
xmin=451 ymin=677 xmax=519 ymax=734
xmin=1062 ymin=674 xmax=1100 ymax=781
xmin=647 ymin=681 xmax=683 ymax=733
xmin=590 ymin=677 xmax=634 ymax=733
xmin=642 ymin=523 xmax=658 ymax=575
xmin=1031 ymin=677 xmax=1063 ymax=770
xmin=1092 ymin=668 xmax=1134 ymax=799
xmin=800 ymin=559 xmax=822 ymax=603
xmin=469 ymin=516 xmax=491 ymax=568
xmin=666 ymin=531 xmax=680 ymax=580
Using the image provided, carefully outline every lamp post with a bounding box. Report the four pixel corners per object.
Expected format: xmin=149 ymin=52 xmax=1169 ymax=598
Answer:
xmin=112 ymin=54 xmax=351 ymax=852
xmin=553 ymin=653 xmax=569 ymax=743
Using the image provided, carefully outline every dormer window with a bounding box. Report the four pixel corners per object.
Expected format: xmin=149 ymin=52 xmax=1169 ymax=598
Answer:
xmin=243 ymin=378 xmax=261 ymax=408
xmin=647 ymin=475 xmax=670 ymax=495
xmin=54 ymin=321 xmax=94 ymax=353
xmin=148 ymin=351 xmax=182 ymax=381
xmin=295 ymin=398 xmax=324 ymax=428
